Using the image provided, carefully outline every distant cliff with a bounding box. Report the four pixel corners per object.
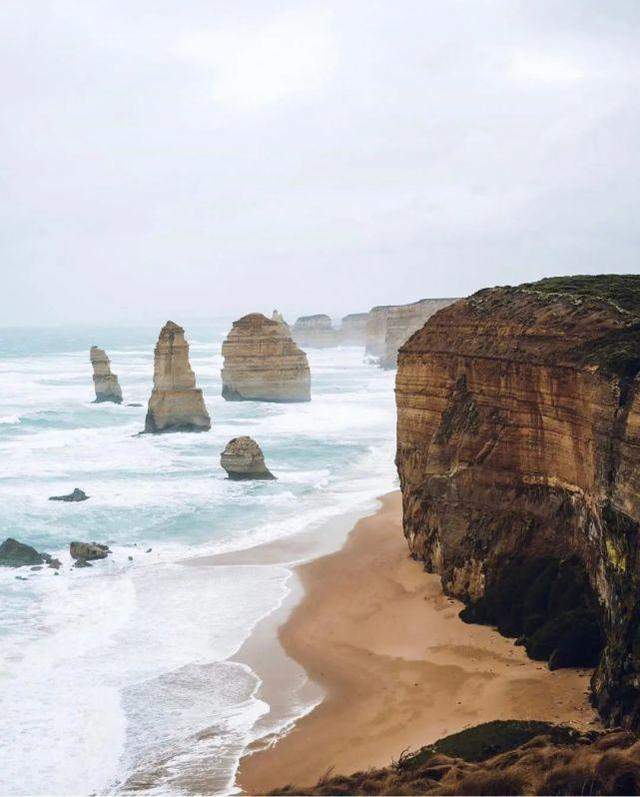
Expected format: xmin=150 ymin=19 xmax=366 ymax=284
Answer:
xmin=395 ymin=275 xmax=640 ymax=729
xmin=366 ymin=298 xmax=457 ymax=368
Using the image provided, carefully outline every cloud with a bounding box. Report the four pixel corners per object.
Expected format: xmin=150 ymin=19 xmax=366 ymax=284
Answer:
xmin=1 ymin=0 xmax=639 ymax=324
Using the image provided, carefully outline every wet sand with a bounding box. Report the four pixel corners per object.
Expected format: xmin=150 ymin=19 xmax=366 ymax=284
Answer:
xmin=237 ymin=491 xmax=599 ymax=795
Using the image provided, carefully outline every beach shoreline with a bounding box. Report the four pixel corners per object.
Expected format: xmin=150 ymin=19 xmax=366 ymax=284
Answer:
xmin=235 ymin=490 xmax=600 ymax=795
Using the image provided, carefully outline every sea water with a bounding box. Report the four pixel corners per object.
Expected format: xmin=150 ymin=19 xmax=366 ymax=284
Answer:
xmin=0 ymin=322 xmax=397 ymax=796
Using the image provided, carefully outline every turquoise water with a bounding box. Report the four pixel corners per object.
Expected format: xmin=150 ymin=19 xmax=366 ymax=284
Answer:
xmin=0 ymin=322 xmax=397 ymax=795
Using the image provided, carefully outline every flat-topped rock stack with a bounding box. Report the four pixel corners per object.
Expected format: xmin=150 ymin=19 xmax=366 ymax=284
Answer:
xmin=144 ymin=321 xmax=211 ymax=433
xmin=338 ymin=312 xmax=369 ymax=345
xmin=221 ymin=313 xmax=310 ymax=402
xmin=220 ymin=436 xmax=275 ymax=480
xmin=90 ymin=346 xmax=123 ymax=403
xmin=291 ymin=314 xmax=338 ymax=348
xmin=365 ymin=297 xmax=457 ymax=367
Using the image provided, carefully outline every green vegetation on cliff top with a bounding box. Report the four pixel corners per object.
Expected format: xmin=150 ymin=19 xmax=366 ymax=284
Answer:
xmin=518 ymin=274 xmax=640 ymax=315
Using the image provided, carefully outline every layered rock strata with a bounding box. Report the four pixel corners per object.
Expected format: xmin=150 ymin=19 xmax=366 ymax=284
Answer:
xmin=221 ymin=314 xmax=310 ymax=402
xmin=220 ymin=436 xmax=275 ymax=480
xmin=395 ymin=275 xmax=640 ymax=728
xmin=144 ymin=321 xmax=211 ymax=433
xmin=291 ymin=314 xmax=338 ymax=348
xmin=338 ymin=312 xmax=369 ymax=345
xmin=366 ymin=298 xmax=457 ymax=367
xmin=90 ymin=346 xmax=123 ymax=403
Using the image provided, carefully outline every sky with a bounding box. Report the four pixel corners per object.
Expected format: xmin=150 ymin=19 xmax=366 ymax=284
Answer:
xmin=2 ymin=0 xmax=640 ymax=325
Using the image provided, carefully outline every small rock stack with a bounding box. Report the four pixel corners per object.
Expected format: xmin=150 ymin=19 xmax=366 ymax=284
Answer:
xmin=220 ymin=437 xmax=275 ymax=480
xmin=90 ymin=346 xmax=123 ymax=403
xmin=145 ymin=321 xmax=211 ymax=433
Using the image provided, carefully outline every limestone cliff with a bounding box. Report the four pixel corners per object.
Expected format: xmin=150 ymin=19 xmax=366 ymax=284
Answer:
xmin=365 ymin=298 xmax=457 ymax=367
xmin=381 ymin=297 xmax=458 ymax=368
xmin=221 ymin=313 xmax=310 ymax=402
xmin=144 ymin=321 xmax=211 ymax=433
xmin=90 ymin=346 xmax=123 ymax=403
xmin=338 ymin=312 xmax=369 ymax=345
xmin=291 ymin=314 xmax=338 ymax=348
xmin=395 ymin=275 xmax=640 ymax=729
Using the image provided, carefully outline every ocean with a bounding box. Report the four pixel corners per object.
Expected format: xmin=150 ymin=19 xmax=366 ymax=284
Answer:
xmin=0 ymin=321 xmax=397 ymax=795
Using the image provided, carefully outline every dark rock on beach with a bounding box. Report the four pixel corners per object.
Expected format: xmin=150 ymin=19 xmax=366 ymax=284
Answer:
xmin=49 ymin=488 xmax=89 ymax=502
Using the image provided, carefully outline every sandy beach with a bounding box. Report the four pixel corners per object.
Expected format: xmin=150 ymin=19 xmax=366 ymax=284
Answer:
xmin=237 ymin=491 xmax=599 ymax=795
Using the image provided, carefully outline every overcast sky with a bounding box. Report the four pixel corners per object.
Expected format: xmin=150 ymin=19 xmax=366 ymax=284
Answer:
xmin=2 ymin=1 xmax=640 ymax=325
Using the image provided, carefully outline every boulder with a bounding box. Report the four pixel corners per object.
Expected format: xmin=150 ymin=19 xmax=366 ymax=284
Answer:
xmin=221 ymin=313 xmax=310 ymax=402
xmin=0 ymin=538 xmax=45 ymax=567
xmin=69 ymin=541 xmax=110 ymax=561
xmin=90 ymin=346 xmax=123 ymax=403
xmin=144 ymin=321 xmax=211 ymax=433
xmin=49 ymin=488 xmax=89 ymax=502
xmin=221 ymin=437 xmax=275 ymax=480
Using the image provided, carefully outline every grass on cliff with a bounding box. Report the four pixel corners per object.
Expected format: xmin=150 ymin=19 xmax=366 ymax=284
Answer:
xmin=518 ymin=274 xmax=640 ymax=315
xmin=270 ymin=722 xmax=640 ymax=796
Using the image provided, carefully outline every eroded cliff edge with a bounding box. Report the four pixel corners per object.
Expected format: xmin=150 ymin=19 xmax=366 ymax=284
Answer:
xmin=395 ymin=275 xmax=640 ymax=729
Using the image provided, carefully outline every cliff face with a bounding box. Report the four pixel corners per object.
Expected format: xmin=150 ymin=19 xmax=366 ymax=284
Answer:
xmin=395 ymin=276 xmax=640 ymax=729
xmin=291 ymin=314 xmax=338 ymax=348
xmin=366 ymin=298 xmax=457 ymax=367
xmin=221 ymin=313 xmax=311 ymax=402
xmin=90 ymin=346 xmax=122 ymax=403
xmin=381 ymin=297 xmax=458 ymax=368
xmin=144 ymin=321 xmax=211 ymax=433
xmin=339 ymin=312 xmax=369 ymax=345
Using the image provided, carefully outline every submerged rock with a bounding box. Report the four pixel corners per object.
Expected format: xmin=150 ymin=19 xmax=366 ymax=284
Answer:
xmin=220 ymin=437 xmax=275 ymax=480
xmin=49 ymin=488 xmax=89 ymax=502
xmin=69 ymin=541 xmax=110 ymax=561
xmin=144 ymin=321 xmax=211 ymax=433
xmin=221 ymin=313 xmax=310 ymax=402
xmin=0 ymin=538 xmax=45 ymax=567
xmin=395 ymin=274 xmax=640 ymax=728
xmin=90 ymin=346 xmax=123 ymax=403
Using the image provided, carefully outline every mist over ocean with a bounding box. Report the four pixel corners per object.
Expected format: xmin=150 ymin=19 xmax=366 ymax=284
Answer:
xmin=0 ymin=322 xmax=396 ymax=795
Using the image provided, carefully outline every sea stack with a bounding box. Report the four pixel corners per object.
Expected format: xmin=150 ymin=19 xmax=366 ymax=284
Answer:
xmin=221 ymin=313 xmax=310 ymax=402
xmin=90 ymin=346 xmax=123 ymax=403
xmin=395 ymin=275 xmax=640 ymax=728
xmin=338 ymin=312 xmax=369 ymax=345
xmin=220 ymin=437 xmax=275 ymax=480
xmin=144 ymin=321 xmax=211 ymax=433
xmin=291 ymin=314 xmax=338 ymax=348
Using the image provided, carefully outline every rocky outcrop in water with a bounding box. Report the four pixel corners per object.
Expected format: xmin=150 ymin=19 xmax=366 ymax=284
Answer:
xmin=395 ymin=275 xmax=640 ymax=728
xmin=291 ymin=314 xmax=338 ymax=348
xmin=90 ymin=346 xmax=123 ymax=403
xmin=338 ymin=312 xmax=369 ymax=345
xmin=144 ymin=321 xmax=211 ymax=433
xmin=366 ymin=298 xmax=457 ymax=367
xmin=221 ymin=313 xmax=310 ymax=402
xmin=70 ymin=541 xmax=110 ymax=561
xmin=49 ymin=488 xmax=89 ymax=502
xmin=220 ymin=436 xmax=275 ymax=480
xmin=0 ymin=538 xmax=46 ymax=567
